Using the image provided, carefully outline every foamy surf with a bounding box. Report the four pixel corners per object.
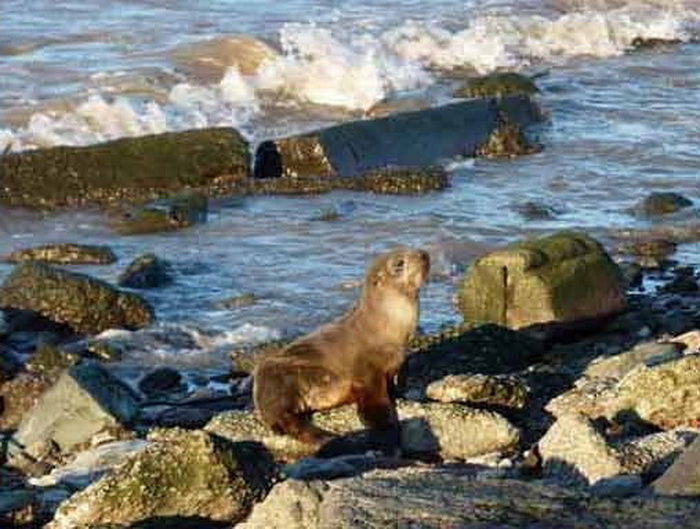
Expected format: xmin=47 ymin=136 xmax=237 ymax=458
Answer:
xmin=0 ymin=1 xmax=697 ymax=152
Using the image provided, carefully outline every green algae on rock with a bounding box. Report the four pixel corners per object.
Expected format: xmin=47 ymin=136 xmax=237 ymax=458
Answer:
xmin=0 ymin=262 xmax=154 ymax=334
xmin=4 ymin=244 xmax=117 ymax=265
xmin=47 ymin=429 xmax=276 ymax=529
xmin=110 ymin=192 xmax=208 ymax=235
xmin=0 ymin=128 xmax=250 ymax=209
xmin=454 ymin=72 xmax=540 ymax=99
xmin=457 ymin=231 xmax=627 ymax=331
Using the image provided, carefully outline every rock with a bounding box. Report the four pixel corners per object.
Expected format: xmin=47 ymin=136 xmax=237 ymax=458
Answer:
xmin=457 ymin=231 xmax=627 ymax=331
xmin=670 ymin=330 xmax=700 ymax=354
xmin=475 ymin=115 xmax=540 ymax=158
xmin=30 ymin=440 xmax=149 ymax=490
xmin=616 ymin=238 xmax=677 ymax=268
xmin=426 ymin=374 xmax=528 ymax=409
xmin=118 ymin=253 xmax=173 ymax=289
xmin=539 ymin=414 xmax=624 ymax=486
xmin=618 ymin=429 xmax=697 ymax=480
xmin=4 ymin=244 xmax=117 ymax=265
xmin=26 ymin=343 xmax=82 ymax=378
xmin=214 ymin=293 xmax=258 ymax=309
xmin=401 ymin=324 xmax=543 ymax=396
xmin=618 ymin=261 xmax=643 ymax=289
xmin=253 ymin=96 xmax=542 ymax=179
xmin=589 ymin=475 xmax=643 ymax=498
xmin=239 ymin=466 xmax=700 ymax=529
xmin=607 ymin=355 xmax=700 ymax=430
xmin=513 ymin=200 xmax=559 ymax=220
xmin=0 ymin=345 xmax=22 ymax=382
xmin=651 ymin=436 xmax=700 ymax=497
xmin=455 ymin=72 xmax=539 ymax=99
xmin=47 ymin=429 xmax=276 ymax=528
xmin=8 ymin=364 xmax=140 ymax=459
xmin=338 ymin=165 xmax=449 ymax=194
xmin=631 ymin=37 xmax=683 ymax=50
xmin=0 ymin=373 xmax=53 ymax=431
xmin=635 ymin=192 xmax=693 ymax=217
xmin=661 ymin=267 xmax=699 ymax=294
xmin=171 ymin=35 xmax=279 ymax=82
xmin=0 ymin=128 xmax=250 ymax=209
xmin=138 ymin=366 xmax=185 ymax=397
xmin=206 ymin=400 xmax=519 ymax=462
xmin=0 ymin=262 xmax=154 ymax=334
xmin=583 ymin=341 xmax=684 ymax=381
xmin=111 ymin=193 xmax=208 ymax=235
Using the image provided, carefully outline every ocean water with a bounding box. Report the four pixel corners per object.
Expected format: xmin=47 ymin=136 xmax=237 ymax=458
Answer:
xmin=0 ymin=0 xmax=699 ymax=369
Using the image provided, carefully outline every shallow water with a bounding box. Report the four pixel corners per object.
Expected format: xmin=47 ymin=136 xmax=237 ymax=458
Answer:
xmin=0 ymin=0 xmax=699 ymax=368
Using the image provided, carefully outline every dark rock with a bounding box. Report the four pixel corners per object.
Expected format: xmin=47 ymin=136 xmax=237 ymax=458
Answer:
xmin=48 ymin=429 xmax=276 ymax=528
xmin=635 ymin=192 xmax=693 ymax=217
xmin=475 ymin=115 xmax=541 ymax=158
xmin=0 ymin=262 xmax=154 ymax=334
xmin=0 ymin=128 xmax=250 ymax=209
xmin=618 ymin=262 xmax=643 ymax=289
xmin=401 ymin=324 xmax=543 ymax=396
xmin=253 ymin=96 xmax=542 ymax=179
xmin=631 ymin=37 xmax=683 ymax=50
xmin=514 ymin=200 xmax=559 ymax=220
xmin=454 ymin=72 xmax=540 ymax=99
xmin=457 ymin=231 xmax=627 ymax=331
xmin=651 ymin=436 xmax=700 ymax=496
xmin=26 ymin=343 xmax=81 ymax=378
xmin=118 ymin=253 xmax=174 ymax=289
xmin=8 ymin=363 xmax=140 ymax=458
xmin=0 ymin=489 xmax=38 ymax=528
xmin=138 ymin=367 xmax=185 ymax=397
xmin=111 ymin=193 xmax=208 ymax=235
xmin=661 ymin=267 xmax=699 ymax=294
xmin=214 ymin=293 xmax=258 ymax=309
xmin=4 ymin=243 xmax=117 ymax=265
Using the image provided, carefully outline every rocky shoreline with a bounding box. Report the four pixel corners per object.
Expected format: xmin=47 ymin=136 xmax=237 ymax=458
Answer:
xmin=1 ymin=80 xmax=700 ymax=528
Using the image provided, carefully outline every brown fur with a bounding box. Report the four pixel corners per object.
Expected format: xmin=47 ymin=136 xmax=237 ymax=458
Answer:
xmin=253 ymin=248 xmax=430 ymax=450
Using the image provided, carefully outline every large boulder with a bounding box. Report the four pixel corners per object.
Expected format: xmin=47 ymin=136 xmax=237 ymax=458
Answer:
xmin=0 ymin=262 xmax=154 ymax=334
xmin=253 ymin=95 xmax=542 ymax=179
xmin=206 ymin=400 xmax=519 ymax=462
xmin=457 ymin=231 xmax=627 ymax=331
xmin=8 ymin=364 xmax=140 ymax=459
xmin=47 ymin=429 xmax=276 ymax=529
xmin=239 ymin=466 xmax=700 ymax=529
xmin=4 ymin=243 xmax=117 ymax=265
xmin=0 ymin=128 xmax=250 ymax=208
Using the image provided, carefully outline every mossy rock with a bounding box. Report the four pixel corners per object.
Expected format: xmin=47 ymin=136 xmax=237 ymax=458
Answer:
xmin=118 ymin=253 xmax=173 ymax=289
xmin=4 ymin=244 xmax=117 ymax=265
xmin=475 ymin=117 xmax=540 ymax=158
xmin=455 ymin=72 xmax=539 ymax=99
xmin=48 ymin=429 xmax=276 ymax=528
xmin=112 ymin=193 xmax=208 ymax=235
xmin=26 ymin=343 xmax=81 ymax=378
xmin=0 ymin=128 xmax=249 ymax=209
xmin=635 ymin=192 xmax=693 ymax=217
xmin=457 ymin=231 xmax=627 ymax=330
xmin=0 ymin=262 xmax=154 ymax=335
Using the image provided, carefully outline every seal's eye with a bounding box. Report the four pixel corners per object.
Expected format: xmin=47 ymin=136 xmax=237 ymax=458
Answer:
xmin=390 ymin=256 xmax=405 ymax=275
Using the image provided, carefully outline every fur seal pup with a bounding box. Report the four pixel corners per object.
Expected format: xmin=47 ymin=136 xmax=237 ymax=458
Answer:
xmin=253 ymin=248 xmax=430 ymax=453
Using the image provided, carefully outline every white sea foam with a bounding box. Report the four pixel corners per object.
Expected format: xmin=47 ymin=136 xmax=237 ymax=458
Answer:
xmin=0 ymin=2 xmax=697 ymax=151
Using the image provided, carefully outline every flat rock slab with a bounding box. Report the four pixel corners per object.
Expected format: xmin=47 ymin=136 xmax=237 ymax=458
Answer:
xmin=239 ymin=466 xmax=700 ymax=529
xmin=9 ymin=364 xmax=140 ymax=458
xmin=206 ymin=400 xmax=519 ymax=462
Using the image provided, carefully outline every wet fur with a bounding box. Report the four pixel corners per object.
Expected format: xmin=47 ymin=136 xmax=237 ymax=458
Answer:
xmin=253 ymin=248 xmax=430 ymax=452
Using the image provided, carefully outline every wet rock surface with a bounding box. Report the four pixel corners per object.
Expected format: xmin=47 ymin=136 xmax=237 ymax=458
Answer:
xmin=118 ymin=253 xmax=174 ymax=289
xmin=0 ymin=262 xmax=154 ymax=334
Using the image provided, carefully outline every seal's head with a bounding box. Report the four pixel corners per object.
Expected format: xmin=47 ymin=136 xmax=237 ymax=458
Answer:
xmin=365 ymin=247 xmax=430 ymax=297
